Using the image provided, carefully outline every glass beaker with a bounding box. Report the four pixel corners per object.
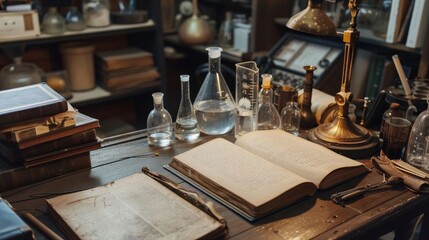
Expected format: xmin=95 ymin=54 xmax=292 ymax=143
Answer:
xmin=235 ymin=61 xmax=259 ymax=138
xmin=175 ymin=74 xmax=200 ymax=142
xmin=406 ymin=101 xmax=429 ymax=167
xmin=194 ymin=47 xmax=236 ymax=135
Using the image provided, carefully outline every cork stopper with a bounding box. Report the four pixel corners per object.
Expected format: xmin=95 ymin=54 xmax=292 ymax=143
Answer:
xmin=261 ymin=74 xmax=272 ymax=89
xmin=390 ymin=102 xmax=400 ymax=109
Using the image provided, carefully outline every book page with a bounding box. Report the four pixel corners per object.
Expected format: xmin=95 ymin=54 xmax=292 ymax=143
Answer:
xmin=173 ymin=138 xmax=312 ymax=207
xmin=235 ymin=130 xmax=363 ymax=187
xmin=47 ymin=173 xmax=223 ymax=239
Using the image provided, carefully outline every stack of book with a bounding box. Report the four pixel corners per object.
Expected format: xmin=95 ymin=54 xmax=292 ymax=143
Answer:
xmin=0 ymin=83 xmax=101 ymax=192
xmin=95 ymin=47 xmax=160 ymax=91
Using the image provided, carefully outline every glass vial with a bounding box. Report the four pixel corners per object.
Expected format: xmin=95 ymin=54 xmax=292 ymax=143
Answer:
xmin=194 ymin=47 xmax=236 ymax=135
xmin=175 ymin=75 xmax=200 ymax=141
xmin=300 ymin=65 xmax=317 ymax=129
xmin=406 ymin=102 xmax=429 ymax=167
xmin=147 ymin=92 xmax=173 ymax=147
xmin=281 ymin=101 xmax=301 ymax=136
xmin=257 ymin=73 xmax=281 ymax=130
xmin=42 ymin=7 xmax=66 ymax=35
xmin=235 ymin=61 xmax=259 ymax=138
xmin=218 ymin=11 xmax=233 ymax=48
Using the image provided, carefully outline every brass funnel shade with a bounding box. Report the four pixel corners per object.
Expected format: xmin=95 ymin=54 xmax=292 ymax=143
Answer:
xmin=286 ymin=0 xmax=337 ymax=36
xmin=178 ymin=0 xmax=213 ymax=45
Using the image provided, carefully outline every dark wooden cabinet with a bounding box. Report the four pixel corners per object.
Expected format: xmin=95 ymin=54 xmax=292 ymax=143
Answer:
xmin=0 ymin=0 xmax=166 ymax=137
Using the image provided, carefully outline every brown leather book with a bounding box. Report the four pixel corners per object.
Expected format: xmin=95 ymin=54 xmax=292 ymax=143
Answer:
xmin=0 ymin=152 xmax=91 ymax=192
xmin=0 ymin=129 xmax=97 ymax=161
xmin=95 ymin=47 xmax=155 ymax=71
xmin=0 ymin=83 xmax=68 ymax=126
xmin=1 ymin=112 xmax=100 ymax=150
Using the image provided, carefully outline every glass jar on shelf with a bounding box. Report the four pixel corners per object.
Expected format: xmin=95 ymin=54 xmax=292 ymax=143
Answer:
xmin=65 ymin=6 xmax=86 ymax=31
xmin=83 ymin=0 xmax=110 ymax=27
xmin=42 ymin=7 xmax=66 ymax=35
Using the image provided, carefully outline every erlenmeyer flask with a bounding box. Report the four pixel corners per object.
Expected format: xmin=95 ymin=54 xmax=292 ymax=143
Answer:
xmin=235 ymin=61 xmax=259 ymax=138
xmin=194 ymin=47 xmax=235 ymax=135
xmin=175 ymin=74 xmax=200 ymax=141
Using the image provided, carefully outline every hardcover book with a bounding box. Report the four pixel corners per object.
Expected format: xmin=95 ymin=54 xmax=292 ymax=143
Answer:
xmin=166 ymin=130 xmax=369 ymax=221
xmin=0 ymin=152 xmax=91 ymax=193
xmin=0 ymin=129 xmax=97 ymax=161
xmin=3 ymin=112 xmax=99 ymax=150
xmin=46 ymin=171 xmax=227 ymax=239
xmin=95 ymin=47 xmax=155 ymax=71
xmin=0 ymin=197 xmax=34 ymax=239
xmin=0 ymin=102 xmax=77 ymax=142
xmin=0 ymin=83 xmax=68 ymax=126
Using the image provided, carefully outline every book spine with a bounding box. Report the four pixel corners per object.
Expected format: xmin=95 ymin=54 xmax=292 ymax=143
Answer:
xmin=0 ymin=153 xmax=91 ymax=192
xmin=0 ymin=100 xmax=68 ymax=126
xmin=406 ymin=0 xmax=429 ymax=48
xmin=20 ymin=129 xmax=97 ymax=159
xmin=386 ymin=0 xmax=400 ymax=43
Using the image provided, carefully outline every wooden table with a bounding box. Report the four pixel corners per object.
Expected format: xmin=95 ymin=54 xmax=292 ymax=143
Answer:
xmin=2 ymin=130 xmax=429 ymax=239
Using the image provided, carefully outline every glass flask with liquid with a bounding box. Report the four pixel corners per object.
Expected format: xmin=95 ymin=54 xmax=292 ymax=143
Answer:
xmin=257 ymin=73 xmax=281 ymax=130
xmin=147 ymin=92 xmax=173 ymax=147
xmin=175 ymin=74 xmax=200 ymax=141
xmin=235 ymin=61 xmax=259 ymax=138
xmin=194 ymin=47 xmax=235 ymax=135
xmin=406 ymin=101 xmax=429 ymax=167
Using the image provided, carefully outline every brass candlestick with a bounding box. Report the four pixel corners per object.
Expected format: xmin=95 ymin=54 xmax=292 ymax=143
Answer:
xmin=287 ymin=0 xmax=379 ymax=158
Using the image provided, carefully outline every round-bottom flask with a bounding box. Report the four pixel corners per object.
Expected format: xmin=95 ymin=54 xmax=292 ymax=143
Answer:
xmin=147 ymin=92 xmax=173 ymax=147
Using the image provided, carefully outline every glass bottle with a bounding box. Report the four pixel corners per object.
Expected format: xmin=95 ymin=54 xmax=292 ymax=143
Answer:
xmin=65 ymin=6 xmax=86 ymax=31
xmin=406 ymin=101 xmax=429 ymax=167
xmin=218 ymin=11 xmax=233 ymax=48
xmin=380 ymin=102 xmax=401 ymax=140
xmin=175 ymin=74 xmax=200 ymax=141
xmin=83 ymin=0 xmax=110 ymax=27
xmin=194 ymin=47 xmax=236 ymax=135
xmin=300 ymin=65 xmax=316 ymax=129
xmin=257 ymin=73 xmax=281 ymax=130
xmin=147 ymin=92 xmax=173 ymax=147
xmin=372 ymin=0 xmax=392 ymax=38
xmin=42 ymin=7 xmax=66 ymax=35
xmin=281 ymin=101 xmax=301 ymax=136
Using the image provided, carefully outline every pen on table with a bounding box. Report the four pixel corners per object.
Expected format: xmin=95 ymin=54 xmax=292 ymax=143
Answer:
xmin=21 ymin=211 xmax=64 ymax=240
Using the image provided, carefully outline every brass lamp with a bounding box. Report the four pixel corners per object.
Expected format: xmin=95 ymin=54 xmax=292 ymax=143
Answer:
xmin=287 ymin=0 xmax=379 ymax=158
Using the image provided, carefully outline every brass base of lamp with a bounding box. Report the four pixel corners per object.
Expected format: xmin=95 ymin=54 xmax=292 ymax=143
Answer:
xmin=307 ymin=116 xmax=380 ymax=159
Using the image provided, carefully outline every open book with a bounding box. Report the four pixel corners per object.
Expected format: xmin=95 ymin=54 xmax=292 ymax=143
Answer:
xmin=46 ymin=170 xmax=226 ymax=239
xmin=166 ymin=130 xmax=369 ymax=220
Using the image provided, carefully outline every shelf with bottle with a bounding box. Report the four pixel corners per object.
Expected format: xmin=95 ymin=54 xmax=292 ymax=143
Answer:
xmin=0 ymin=20 xmax=156 ymax=46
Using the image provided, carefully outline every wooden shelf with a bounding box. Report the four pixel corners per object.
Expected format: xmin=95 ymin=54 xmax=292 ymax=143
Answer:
xmin=68 ymin=81 xmax=162 ymax=107
xmin=0 ymin=20 xmax=156 ymax=47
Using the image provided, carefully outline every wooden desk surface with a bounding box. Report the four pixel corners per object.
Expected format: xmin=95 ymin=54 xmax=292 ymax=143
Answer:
xmin=2 ymin=131 xmax=429 ymax=239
